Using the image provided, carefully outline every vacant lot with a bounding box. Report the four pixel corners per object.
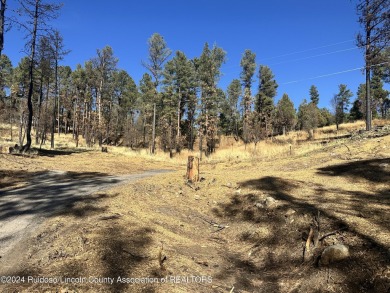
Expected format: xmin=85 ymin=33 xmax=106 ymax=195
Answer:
xmin=0 ymin=129 xmax=389 ymax=293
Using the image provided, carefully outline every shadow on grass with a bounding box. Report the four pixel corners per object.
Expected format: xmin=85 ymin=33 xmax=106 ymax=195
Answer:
xmin=5 ymin=225 xmax=156 ymax=293
xmin=211 ymin=175 xmax=389 ymax=292
xmin=317 ymin=158 xmax=390 ymax=183
xmin=37 ymin=148 xmax=90 ymax=157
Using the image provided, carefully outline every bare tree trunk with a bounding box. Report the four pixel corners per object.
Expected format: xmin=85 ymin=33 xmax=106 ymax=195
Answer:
xmin=365 ymin=0 xmax=372 ymax=131
xmin=57 ymin=75 xmax=61 ymax=136
xmin=199 ymin=132 xmax=203 ymax=161
xmin=365 ymin=61 xmax=372 ymax=131
xmin=19 ymin=112 xmax=24 ymax=146
xmin=23 ymin=1 xmax=39 ymax=151
xmin=151 ymin=103 xmax=156 ymax=154
xmin=9 ymin=112 xmax=13 ymax=141
xmin=177 ymin=97 xmax=181 ymax=138
xmin=0 ymin=0 xmax=6 ymax=57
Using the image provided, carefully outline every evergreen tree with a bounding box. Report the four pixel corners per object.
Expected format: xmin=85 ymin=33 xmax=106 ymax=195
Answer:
xmin=111 ymin=70 xmax=138 ymax=146
xmin=0 ymin=53 xmax=12 ymax=98
xmin=255 ymin=65 xmax=278 ymax=137
xmin=349 ymin=99 xmax=364 ymax=121
xmin=297 ymin=99 xmax=318 ymax=139
xmin=16 ymin=0 xmax=62 ymax=151
xmin=275 ymin=93 xmax=296 ymax=135
xmin=91 ymin=45 xmax=118 ymax=145
xmin=333 ymin=84 xmax=353 ymax=130
xmin=160 ymin=51 xmax=193 ymax=157
xmin=220 ymin=79 xmax=241 ymax=138
xmin=240 ymin=49 xmax=256 ymax=143
xmin=197 ymin=43 xmax=226 ymax=156
xmin=318 ymin=108 xmax=334 ymax=127
xmin=0 ymin=54 xmax=13 ymax=139
xmin=142 ymin=33 xmax=172 ymax=87
xmin=70 ymin=64 xmax=87 ymax=147
xmin=371 ymin=67 xmax=390 ymax=118
xmin=142 ymin=33 xmax=171 ymax=153
xmin=309 ymin=85 xmax=320 ymax=105
xmin=138 ymin=73 xmax=157 ymax=147
xmin=356 ymin=0 xmax=390 ymax=130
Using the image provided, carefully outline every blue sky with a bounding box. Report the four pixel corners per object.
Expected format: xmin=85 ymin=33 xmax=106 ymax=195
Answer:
xmin=5 ymin=0 xmax=381 ymax=110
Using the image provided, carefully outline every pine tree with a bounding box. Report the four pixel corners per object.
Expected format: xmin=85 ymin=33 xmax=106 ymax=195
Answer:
xmin=16 ymin=0 xmax=62 ymax=151
xmin=350 ymin=99 xmax=364 ymax=121
xmin=138 ymin=73 xmax=156 ymax=148
xmin=309 ymin=85 xmax=320 ymax=105
xmin=297 ymin=99 xmax=318 ymax=139
xmin=220 ymin=79 xmax=241 ymax=138
xmin=111 ymin=70 xmax=138 ymax=146
xmin=197 ymin=43 xmax=226 ymax=157
xmin=356 ymin=0 xmax=390 ymax=130
xmin=371 ymin=68 xmax=390 ymax=118
xmin=142 ymin=33 xmax=171 ymax=153
xmin=161 ymin=51 xmax=197 ymax=156
xmin=255 ymin=65 xmax=278 ymax=138
xmin=240 ymin=50 xmax=256 ymax=144
xmin=275 ymin=93 xmax=296 ymax=135
xmin=333 ymin=84 xmax=353 ymax=130
xmin=91 ymin=46 xmax=118 ymax=145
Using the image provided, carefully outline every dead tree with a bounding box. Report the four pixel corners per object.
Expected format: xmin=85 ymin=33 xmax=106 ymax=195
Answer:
xmin=186 ymin=156 xmax=199 ymax=182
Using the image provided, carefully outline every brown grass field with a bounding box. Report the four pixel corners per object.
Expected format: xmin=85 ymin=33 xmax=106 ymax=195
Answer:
xmin=0 ymin=121 xmax=389 ymax=293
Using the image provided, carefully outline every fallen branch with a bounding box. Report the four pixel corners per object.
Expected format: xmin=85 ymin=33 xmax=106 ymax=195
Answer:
xmin=319 ymin=227 xmax=348 ymax=242
xmin=194 ymin=258 xmax=209 ymax=267
xmin=197 ymin=216 xmax=229 ymax=232
xmin=186 ymin=182 xmax=196 ymax=189
xmin=186 ymin=181 xmax=200 ymax=191
xmin=122 ymin=249 xmax=148 ymax=260
xmin=303 ymin=226 xmax=314 ymax=262
xmin=342 ymin=143 xmax=351 ymax=155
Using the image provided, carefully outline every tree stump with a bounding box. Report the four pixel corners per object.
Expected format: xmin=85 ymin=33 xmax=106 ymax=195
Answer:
xmin=186 ymin=156 xmax=199 ymax=182
xmin=101 ymin=147 xmax=108 ymax=152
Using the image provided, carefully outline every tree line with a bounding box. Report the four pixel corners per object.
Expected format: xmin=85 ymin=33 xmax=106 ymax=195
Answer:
xmin=0 ymin=0 xmax=389 ymax=156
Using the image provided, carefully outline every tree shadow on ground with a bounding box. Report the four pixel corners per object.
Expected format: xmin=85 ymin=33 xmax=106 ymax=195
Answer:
xmin=211 ymin=175 xmax=389 ymax=292
xmin=100 ymin=226 xmax=156 ymax=293
xmin=37 ymin=148 xmax=90 ymax=157
xmin=317 ymin=158 xmax=390 ymax=183
xmin=3 ymin=225 xmax=156 ymax=293
xmin=0 ymin=170 xmax=124 ymax=221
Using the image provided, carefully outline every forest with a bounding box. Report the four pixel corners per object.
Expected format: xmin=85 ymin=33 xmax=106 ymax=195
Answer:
xmin=0 ymin=0 xmax=389 ymax=157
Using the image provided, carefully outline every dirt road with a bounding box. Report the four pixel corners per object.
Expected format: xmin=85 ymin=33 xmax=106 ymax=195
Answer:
xmin=0 ymin=169 xmax=170 ymax=274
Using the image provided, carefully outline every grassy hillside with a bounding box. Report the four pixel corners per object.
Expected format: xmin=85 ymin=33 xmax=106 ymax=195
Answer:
xmin=0 ymin=120 xmax=389 ymax=292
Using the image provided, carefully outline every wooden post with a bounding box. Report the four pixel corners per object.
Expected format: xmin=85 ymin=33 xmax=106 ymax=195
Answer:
xmin=186 ymin=156 xmax=199 ymax=182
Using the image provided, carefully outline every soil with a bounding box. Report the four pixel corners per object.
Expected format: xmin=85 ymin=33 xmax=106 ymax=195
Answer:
xmin=0 ymin=133 xmax=389 ymax=293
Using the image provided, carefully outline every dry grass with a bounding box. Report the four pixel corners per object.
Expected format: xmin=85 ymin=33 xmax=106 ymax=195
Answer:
xmin=1 ymin=121 xmax=390 ymax=293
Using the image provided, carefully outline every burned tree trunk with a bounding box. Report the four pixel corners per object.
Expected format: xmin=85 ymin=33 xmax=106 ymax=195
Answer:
xmin=186 ymin=156 xmax=199 ymax=182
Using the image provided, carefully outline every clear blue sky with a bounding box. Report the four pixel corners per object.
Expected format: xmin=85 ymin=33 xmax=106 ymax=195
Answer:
xmin=5 ymin=0 xmax=382 ymax=110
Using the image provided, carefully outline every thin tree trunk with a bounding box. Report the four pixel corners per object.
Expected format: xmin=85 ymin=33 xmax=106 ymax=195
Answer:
xmin=57 ymin=75 xmax=60 ymax=136
xmin=0 ymin=0 xmax=6 ymax=57
xmin=23 ymin=1 xmax=39 ymax=151
xmin=19 ymin=112 xmax=24 ymax=146
xmin=9 ymin=112 xmax=12 ymax=140
xmin=151 ymin=103 xmax=156 ymax=154
xmin=365 ymin=0 xmax=372 ymax=131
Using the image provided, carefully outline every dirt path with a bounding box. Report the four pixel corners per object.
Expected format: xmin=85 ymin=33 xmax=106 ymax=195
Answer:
xmin=0 ymin=169 xmax=171 ymax=275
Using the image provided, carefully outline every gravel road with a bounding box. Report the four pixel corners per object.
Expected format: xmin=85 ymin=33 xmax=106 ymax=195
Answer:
xmin=0 ymin=169 xmax=170 ymax=274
